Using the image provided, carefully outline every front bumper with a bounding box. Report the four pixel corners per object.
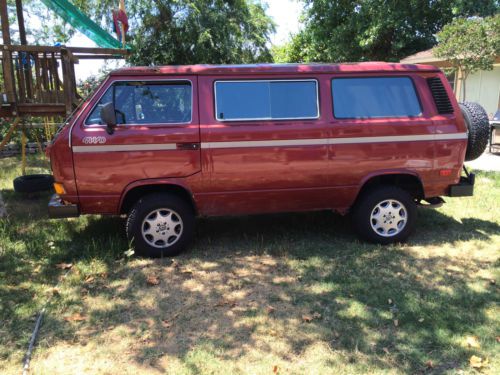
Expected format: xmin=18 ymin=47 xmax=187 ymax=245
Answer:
xmin=448 ymin=171 xmax=475 ymax=197
xmin=48 ymin=194 xmax=80 ymax=218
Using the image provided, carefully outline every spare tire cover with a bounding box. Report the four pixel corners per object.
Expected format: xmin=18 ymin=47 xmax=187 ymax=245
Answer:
xmin=13 ymin=174 xmax=54 ymax=193
xmin=459 ymin=102 xmax=489 ymax=161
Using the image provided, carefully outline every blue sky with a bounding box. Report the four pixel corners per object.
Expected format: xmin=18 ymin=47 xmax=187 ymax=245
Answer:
xmin=70 ymin=0 xmax=302 ymax=80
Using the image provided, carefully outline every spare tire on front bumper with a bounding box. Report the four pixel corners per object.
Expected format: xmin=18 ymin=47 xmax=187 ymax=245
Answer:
xmin=459 ymin=102 xmax=489 ymax=161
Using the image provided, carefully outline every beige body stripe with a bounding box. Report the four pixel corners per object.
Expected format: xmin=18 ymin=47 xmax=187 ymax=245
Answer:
xmin=200 ymin=132 xmax=467 ymax=149
xmin=73 ymin=144 xmax=177 ymax=153
xmin=72 ymin=133 xmax=467 ymax=153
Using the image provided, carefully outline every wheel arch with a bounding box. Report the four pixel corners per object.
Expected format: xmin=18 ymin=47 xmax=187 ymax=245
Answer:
xmin=119 ymin=180 xmax=197 ymax=215
xmin=355 ymin=172 xmax=425 ymax=203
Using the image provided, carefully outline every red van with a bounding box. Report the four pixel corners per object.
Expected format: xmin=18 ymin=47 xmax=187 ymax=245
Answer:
xmin=46 ymin=63 xmax=489 ymax=257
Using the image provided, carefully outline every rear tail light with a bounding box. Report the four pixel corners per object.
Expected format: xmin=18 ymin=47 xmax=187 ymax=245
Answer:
xmin=439 ymin=169 xmax=452 ymax=177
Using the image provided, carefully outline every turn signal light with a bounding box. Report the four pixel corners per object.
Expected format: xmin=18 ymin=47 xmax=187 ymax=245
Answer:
xmin=439 ymin=169 xmax=452 ymax=177
xmin=53 ymin=182 xmax=66 ymax=195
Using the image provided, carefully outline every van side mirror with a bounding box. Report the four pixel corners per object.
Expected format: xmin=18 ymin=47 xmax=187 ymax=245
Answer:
xmin=100 ymin=102 xmax=117 ymax=134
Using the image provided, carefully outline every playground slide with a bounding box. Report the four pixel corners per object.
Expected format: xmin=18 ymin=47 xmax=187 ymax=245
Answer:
xmin=40 ymin=0 xmax=122 ymax=49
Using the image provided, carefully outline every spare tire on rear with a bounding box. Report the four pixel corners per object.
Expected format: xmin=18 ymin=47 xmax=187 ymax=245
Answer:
xmin=459 ymin=102 xmax=489 ymax=161
xmin=13 ymin=174 xmax=54 ymax=193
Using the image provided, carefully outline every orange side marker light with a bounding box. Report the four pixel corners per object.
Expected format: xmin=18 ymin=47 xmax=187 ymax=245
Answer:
xmin=53 ymin=183 xmax=66 ymax=195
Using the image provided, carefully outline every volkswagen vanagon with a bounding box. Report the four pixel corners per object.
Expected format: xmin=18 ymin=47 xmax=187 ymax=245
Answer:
xmin=46 ymin=63 xmax=490 ymax=256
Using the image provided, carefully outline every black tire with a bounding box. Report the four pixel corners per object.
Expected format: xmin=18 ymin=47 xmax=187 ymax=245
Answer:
xmin=126 ymin=193 xmax=195 ymax=257
xmin=13 ymin=174 xmax=54 ymax=193
xmin=352 ymin=186 xmax=417 ymax=244
xmin=459 ymin=102 xmax=489 ymax=161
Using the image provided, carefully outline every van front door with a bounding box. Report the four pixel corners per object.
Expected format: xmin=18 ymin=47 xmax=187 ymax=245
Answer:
xmin=71 ymin=77 xmax=200 ymax=214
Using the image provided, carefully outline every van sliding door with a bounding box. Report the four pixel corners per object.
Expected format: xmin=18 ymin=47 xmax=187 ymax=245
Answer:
xmin=197 ymin=76 xmax=332 ymax=216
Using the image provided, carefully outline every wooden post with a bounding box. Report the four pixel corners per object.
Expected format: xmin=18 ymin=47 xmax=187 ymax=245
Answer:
xmin=60 ymin=48 xmax=74 ymax=115
xmin=0 ymin=0 xmax=11 ymax=50
xmin=0 ymin=0 xmax=16 ymax=103
xmin=15 ymin=0 xmax=33 ymax=100
xmin=15 ymin=0 xmax=27 ymax=44
xmin=67 ymin=49 xmax=81 ymax=104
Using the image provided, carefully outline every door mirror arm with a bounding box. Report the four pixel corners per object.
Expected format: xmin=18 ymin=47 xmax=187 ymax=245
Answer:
xmin=100 ymin=102 xmax=117 ymax=135
xmin=105 ymin=125 xmax=115 ymax=135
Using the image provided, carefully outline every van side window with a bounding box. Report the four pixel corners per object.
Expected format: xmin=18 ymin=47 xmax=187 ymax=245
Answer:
xmin=215 ymin=80 xmax=318 ymax=121
xmin=85 ymin=81 xmax=192 ymax=125
xmin=332 ymin=77 xmax=421 ymax=119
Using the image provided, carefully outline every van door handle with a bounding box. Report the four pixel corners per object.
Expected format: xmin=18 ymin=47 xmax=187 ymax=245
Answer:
xmin=176 ymin=142 xmax=200 ymax=150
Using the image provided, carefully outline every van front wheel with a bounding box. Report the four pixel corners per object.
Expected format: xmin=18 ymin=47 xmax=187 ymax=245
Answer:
xmin=126 ymin=193 xmax=195 ymax=257
xmin=352 ymin=186 xmax=417 ymax=244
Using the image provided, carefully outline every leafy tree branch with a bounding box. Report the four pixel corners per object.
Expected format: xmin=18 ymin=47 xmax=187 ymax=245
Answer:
xmin=434 ymin=14 xmax=500 ymax=100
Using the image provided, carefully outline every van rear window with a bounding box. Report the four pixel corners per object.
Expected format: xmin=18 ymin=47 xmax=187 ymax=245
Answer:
xmin=86 ymin=81 xmax=192 ymax=125
xmin=215 ymin=80 xmax=318 ymax=121
xmin=332 ymin=77 xmax=421 ymax=119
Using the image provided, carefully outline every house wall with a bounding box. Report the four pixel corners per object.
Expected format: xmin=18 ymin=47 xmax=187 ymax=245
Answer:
xmin=457 ymin=64 xmax=500 ymax=117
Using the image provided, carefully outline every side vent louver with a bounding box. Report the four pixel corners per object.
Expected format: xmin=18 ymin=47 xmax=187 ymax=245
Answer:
xmin=427 ymin=77 xmax=454 ymax=114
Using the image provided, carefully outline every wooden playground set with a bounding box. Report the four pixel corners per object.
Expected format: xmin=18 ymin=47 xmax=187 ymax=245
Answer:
xmin=0 ymin=0 xmax=128 ymax=174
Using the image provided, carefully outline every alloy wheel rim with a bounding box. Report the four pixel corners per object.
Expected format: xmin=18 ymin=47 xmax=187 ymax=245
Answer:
xmin=370 ymin=199 xmax=408 ymax=237
xmin=141 ymin=208 xmax=183 ymax=248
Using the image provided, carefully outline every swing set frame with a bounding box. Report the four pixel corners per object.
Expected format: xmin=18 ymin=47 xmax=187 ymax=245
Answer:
xmin=0 ymin=0 xmax=128 ymax=174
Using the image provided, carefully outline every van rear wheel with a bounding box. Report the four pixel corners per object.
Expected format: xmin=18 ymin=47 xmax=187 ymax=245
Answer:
xmin=126 ymin=193 xmax=195 ymax=257
xmin=352 ymin=186 xmax=417 ymax=244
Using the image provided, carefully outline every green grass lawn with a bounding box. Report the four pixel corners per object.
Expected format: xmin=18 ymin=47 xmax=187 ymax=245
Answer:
xmin=0 ymin=155 xmax=499 ymax=374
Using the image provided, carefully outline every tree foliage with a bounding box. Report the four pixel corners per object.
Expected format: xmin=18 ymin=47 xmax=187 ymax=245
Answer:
xmin=4 ymin=0 xmax=73 ymax=44
xmin=16 ymin=0 xmax=275 ymax=65
xmin=279 ymin=0 xmax=499 ymax=63
xmin=434 ymin=14 xmax=500 ymax=78
xmin=128 ymin=0 xmax=275 ymax=65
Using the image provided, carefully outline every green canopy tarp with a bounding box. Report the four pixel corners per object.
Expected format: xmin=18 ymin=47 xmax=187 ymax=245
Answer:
xmin=41 ymin=0 xmax=123 ymax=49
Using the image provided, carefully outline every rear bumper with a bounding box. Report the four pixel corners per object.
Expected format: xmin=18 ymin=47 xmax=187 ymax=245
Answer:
xmin=48 ymin=194 xmax=80 ymax=218
xmin=448 ymin=173 xmax=475 ymax=197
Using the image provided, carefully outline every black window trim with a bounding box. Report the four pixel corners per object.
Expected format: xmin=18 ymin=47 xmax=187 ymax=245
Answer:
xmin=83 ymin=79 xmax=194 ymax=127
xmin=214 ymin=79 xmax=320 ymax=122
xmin=331 ymin=75 xmax=423 ymax=120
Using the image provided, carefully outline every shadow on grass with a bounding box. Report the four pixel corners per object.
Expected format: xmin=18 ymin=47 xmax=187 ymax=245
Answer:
xmin=1 ymin=188 xmax=499 ymax=373
xmin=72 ymin=211 xmax=498 ymax=373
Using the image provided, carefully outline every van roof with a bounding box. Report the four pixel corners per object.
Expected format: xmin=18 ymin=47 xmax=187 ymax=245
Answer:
xmin=110 ymin=62 xmax=440 ymax=76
